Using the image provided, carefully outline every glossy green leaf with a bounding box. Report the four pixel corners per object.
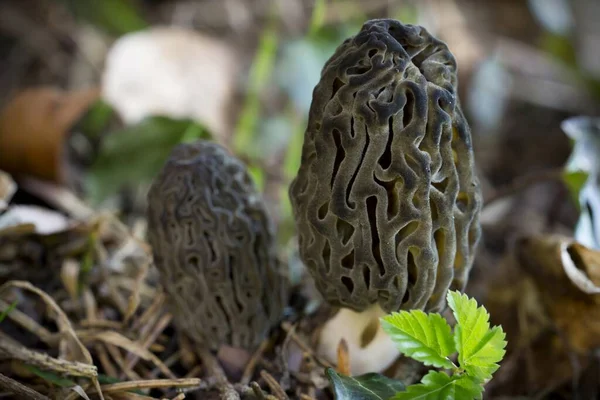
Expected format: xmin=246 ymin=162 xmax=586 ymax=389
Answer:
xmin=327 ymin=368 xmax=405 ymax=400
xmin=447 ymin=291 xmax=507 ymax=381
xmin=381 ymin=311 xmax=455 ymax=369
xmin=393 ymin=371 xmax=483 ymax=400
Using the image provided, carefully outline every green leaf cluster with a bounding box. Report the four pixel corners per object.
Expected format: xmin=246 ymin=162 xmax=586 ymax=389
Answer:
xmin=327 ymin=291 xmax=507 ymax=400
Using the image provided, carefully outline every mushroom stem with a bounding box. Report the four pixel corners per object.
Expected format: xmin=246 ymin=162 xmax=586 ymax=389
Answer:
xmin=317 ymin=304 xmax=400 ymax=376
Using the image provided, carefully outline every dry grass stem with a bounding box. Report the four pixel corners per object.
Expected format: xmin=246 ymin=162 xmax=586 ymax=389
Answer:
xmin=98 ymin=377 xmax=202 ymax=393
xmin=0 ymin=335 xmax=97 ymax=377
xmin=105 ymin=343 xmax=142 ymax=381
xmin=0 ymin=372 xmax=50 ymax=400
xmin=241 ymin=339 xmax=270 ymax=385
xmin=78 ymin=330 xmax=176 ymax=379
xmin=281 ymin=322 xmax=334 ymax=369
xmin=123 ymin=261 xmax=149 ymax=324
xmin=125 ymin=313 xmax=172 ymax=372
xmin=0 ymin=299 xmax=54 ymax=344
xmin=0 ymin=280 xmax=105 ymax=399
xmin=260 ymin=370 xmax=288 ymax=400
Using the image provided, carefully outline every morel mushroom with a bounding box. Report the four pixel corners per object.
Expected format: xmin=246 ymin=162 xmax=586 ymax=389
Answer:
xmin=289 ymin=19 xmax=482 ymax=374
xmin=147 ymin=141 xmax=287 ymax=352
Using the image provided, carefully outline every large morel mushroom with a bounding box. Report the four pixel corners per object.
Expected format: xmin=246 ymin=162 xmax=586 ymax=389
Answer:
xmin=289 ymin=19 xmax=482 ymax=373
xmin=147 ymin=141 xmax=287 ymax=352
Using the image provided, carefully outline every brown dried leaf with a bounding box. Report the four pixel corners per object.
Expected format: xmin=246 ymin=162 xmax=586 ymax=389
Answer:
xmin=517 ymin=235 xmax=600 ymax=353
xmin=0 ymin=87 xmax=99 ymax=183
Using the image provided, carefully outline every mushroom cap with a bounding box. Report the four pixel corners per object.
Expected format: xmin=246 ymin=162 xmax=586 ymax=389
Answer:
xmin=289 ymin=19 xmax=482 ymax=313
xmin=147 ymin=141 xmax=287 ymax=350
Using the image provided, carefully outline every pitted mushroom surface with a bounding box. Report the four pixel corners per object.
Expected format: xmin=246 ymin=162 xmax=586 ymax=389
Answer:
xmin=289 ymin=18 xmax=482 ymax=315
xmin=147 ymin=141 xmax=287 ymax=351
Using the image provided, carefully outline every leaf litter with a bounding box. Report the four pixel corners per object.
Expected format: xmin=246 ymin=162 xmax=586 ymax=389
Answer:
xmin=0 ymin=172 xmax=337 ymax=400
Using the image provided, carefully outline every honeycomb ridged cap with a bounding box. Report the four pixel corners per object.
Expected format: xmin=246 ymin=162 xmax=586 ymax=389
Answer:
xmin=289 ymin=19 xmax=482 ymax=313
xmin=147 ymin=141 xmax=287 ymax=350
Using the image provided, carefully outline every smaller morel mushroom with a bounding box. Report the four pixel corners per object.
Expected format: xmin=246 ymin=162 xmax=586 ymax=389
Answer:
xmin=147 ymin=141 xmax=288 ymax=353
xmin=289 ymin=19 xmax=482 ymax=374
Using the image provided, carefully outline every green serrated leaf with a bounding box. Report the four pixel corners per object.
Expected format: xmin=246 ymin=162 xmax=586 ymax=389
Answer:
xmin=393 ymin=371 xmax=483 ymax=400
xmin=381 ymin=311 xmax=456 ymax=369
xmin=326 ymin=368 xmax=405 ymax=400
xmin=447 ymin=291 xmax=507 ymax=381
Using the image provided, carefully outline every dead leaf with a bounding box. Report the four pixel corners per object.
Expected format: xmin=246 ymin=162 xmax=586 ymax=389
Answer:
xmin=0 ymin=87 xmax=99 ymax=183
xmin=517 ymin=234 xmax=600 ymax=353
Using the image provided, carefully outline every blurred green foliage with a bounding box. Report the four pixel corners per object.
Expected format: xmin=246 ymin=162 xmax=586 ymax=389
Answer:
xmin=86 ymin=116 xmax=209 ymax=205
xmin=58 ymin=0 xmax=148 ymax=36
xmin=233 ymin=5 xmax=279 ymax=160
xmin=68 ymin=0 xmax=420 ymax=246
xmin=74 ymin=100 xmax=115 ymax=142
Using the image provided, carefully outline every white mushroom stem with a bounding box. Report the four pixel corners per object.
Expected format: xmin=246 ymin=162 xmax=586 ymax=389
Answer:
xmin=317 ymin=304 xmax=400 ymax=376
